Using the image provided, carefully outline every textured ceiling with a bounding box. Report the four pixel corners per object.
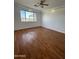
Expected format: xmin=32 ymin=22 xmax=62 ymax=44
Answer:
xmin=15 ymin=0 xmax=65 ymax=11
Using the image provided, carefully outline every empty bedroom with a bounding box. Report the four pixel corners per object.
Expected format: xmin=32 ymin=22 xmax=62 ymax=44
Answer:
xmin=14 ymin=0 xmax=65 ymax=59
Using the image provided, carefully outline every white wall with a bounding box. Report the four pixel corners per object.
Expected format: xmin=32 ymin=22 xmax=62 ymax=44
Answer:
xmin=42 ymin=8 xmax=65 ymax=33
xmin=14 ymin=3 xmax=42 ymax=30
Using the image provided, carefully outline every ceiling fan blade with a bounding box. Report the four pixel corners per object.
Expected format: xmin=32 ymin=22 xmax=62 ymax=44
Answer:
xmin=34 ymin=5 xmax=38 ymax=7
xmin=41 ymin=0 xmax=45 ymax=3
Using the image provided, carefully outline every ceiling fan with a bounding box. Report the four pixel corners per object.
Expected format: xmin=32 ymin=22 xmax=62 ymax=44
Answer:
xmin=34 ymin=0 xmax=48 ymax=8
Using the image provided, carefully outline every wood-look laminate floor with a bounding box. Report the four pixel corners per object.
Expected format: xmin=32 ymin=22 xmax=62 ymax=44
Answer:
xmin=14 ymin=27 xmax=65 ymax=59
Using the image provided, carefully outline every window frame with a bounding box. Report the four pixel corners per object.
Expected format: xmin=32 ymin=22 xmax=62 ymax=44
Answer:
xmin=20 ymin=10 xmax=37 ymax=22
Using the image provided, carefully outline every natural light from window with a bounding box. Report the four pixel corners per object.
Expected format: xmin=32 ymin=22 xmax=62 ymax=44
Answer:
xmin=20 ymin=10 xmax=37 ymax=22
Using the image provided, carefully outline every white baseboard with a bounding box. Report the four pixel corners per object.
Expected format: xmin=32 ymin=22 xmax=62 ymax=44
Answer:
xmin=42 ymin=26 xmax=65 ymax=34
xmin=14 ymin=26 xmax=41 ymax=31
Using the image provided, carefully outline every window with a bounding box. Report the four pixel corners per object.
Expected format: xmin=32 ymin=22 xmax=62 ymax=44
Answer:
xmin=20 ymin=10 xmax=37 ymax=22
